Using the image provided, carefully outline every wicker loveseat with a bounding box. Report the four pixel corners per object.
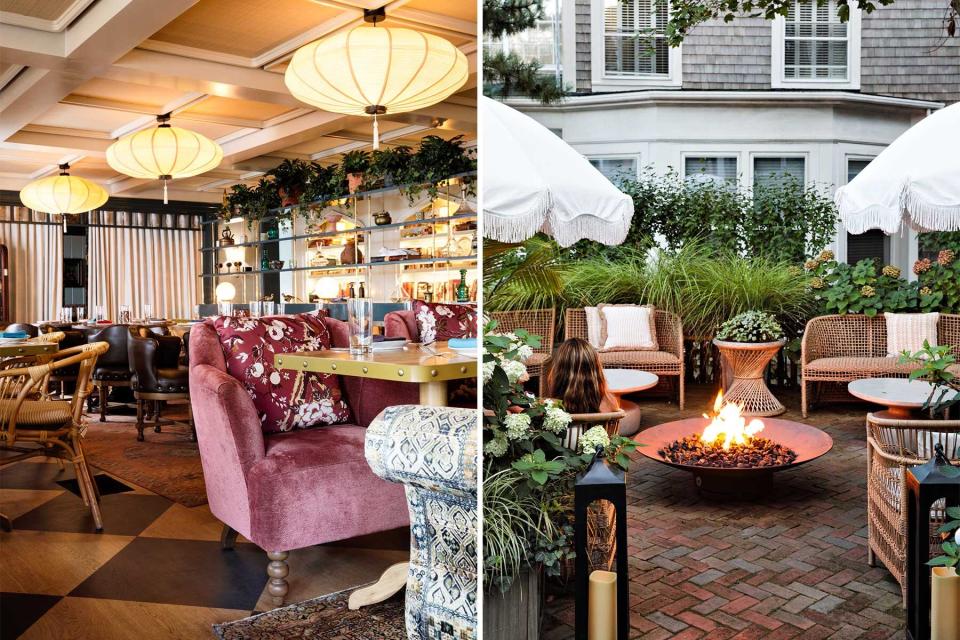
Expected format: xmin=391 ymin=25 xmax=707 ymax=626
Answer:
xmin=490 ymin=309 xmax=555 ymax=387
xmin=801 ymin=314 xmax=960 ymax=417
xmin=564 ymin=308 xmax=685 ymax=409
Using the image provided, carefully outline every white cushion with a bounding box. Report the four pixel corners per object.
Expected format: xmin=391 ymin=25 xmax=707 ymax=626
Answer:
xmin=584 ymin=306 xmax=604 ymax=349
xmin=598 ymin=304 xmax=658 ymax=351
xmin=884 ymin=312 xmax=939 ymax=357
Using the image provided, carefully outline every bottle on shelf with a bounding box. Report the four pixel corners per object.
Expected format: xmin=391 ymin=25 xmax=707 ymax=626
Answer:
xmin=358 ymin=281 xmax=366 ymax=298
xmin=349 ymin=282 xmax=356 ymax=298
xmin=456 ymin=269 xmax=469 ymax=303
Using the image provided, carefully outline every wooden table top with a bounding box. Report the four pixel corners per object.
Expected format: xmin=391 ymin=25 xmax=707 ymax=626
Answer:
xmin=0 ymin=342 xmax=57 ymax=357
xmin=274 ymin=341 xmax=477 ymax=383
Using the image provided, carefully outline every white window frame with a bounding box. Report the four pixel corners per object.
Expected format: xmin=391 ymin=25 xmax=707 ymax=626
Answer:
xmin=485 ymin=0 xmax=563 ymax=78
xmin=587 ymin=154 xmax=642 ymax=182
xmin=748 ymin=153 xmax=808 ymax=188
xmin=771 ymin=3 xmax=861 ymax=90
xmin=590 ymin=0 xmax=682 ymax=91
xmin=681 ymin=153 xmax=740 ymax=184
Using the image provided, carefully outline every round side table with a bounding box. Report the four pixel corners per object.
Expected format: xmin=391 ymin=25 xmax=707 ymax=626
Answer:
xmin=848 ymin=378 xmax=956 ymax=419
xmin=603 ymin=369 xmax=659 ymax=436
xmin=713 ymin=339 xmax=786 ymax=417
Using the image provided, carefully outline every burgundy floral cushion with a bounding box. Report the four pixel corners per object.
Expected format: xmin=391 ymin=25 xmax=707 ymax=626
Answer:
xmin=211 ymin=315 xmax=351 ymax=433
xmin=413 ymin=301 xmax=477 ymax=343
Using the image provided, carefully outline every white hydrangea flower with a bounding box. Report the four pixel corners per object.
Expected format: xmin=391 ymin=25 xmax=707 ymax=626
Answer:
xmin=500 ymin=359 xmax=528 ymax=384
xmin=516 ymin=344 xmax=534 ymax=360
xmin=484 ymin=437 xmax=508 ymax=457
xmin=504 ymin=412 xmax=532 ymax=440
xmin=482 ymin=360 xmax=496 ymax=383
xmin=579 ymin=425 xmax=610 ymax=454
xmin=543 ymin=404 xmax=573 ymax=434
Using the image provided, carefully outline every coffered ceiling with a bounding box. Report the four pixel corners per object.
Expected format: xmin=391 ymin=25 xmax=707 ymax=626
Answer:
xmin=0 ymin=0 xmax=477 ymax=203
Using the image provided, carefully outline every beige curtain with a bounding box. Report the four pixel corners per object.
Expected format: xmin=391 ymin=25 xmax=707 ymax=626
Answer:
xmin=0 ymin=207 xmax=63 ymax=323
xmin=88 ymin=211 xmax=200 ymax=320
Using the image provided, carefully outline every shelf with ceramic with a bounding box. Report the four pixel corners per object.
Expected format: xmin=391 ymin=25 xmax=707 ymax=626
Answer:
xmin=200 ymin=255 xmax=476 ymax=279
xmin=198 ymin=171 xmax=477 ymax=227
xmin=202 ymin=211 xmax=477 ymax=252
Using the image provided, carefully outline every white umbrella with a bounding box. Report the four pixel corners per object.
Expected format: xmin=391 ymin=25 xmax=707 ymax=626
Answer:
xmin=481 ymin=96 xmax=633 ymax=247
xmin=836 ymin=102 xmax=960 ymax=234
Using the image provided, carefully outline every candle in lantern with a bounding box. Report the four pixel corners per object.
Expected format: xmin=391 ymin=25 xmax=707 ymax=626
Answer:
xmin=931 ymin=566 xmax=958 ymax=640
xmin=588 ymin=570 xmax=617 ymax=640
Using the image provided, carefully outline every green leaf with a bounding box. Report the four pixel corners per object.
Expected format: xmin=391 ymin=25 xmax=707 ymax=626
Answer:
xmin=530 ymin=470 xmax=548 ymax=485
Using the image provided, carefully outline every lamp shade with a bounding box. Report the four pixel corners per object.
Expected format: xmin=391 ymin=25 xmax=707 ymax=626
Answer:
xmin=19 ymin=166 xmax=108 ymax=215
xmin=106 ymin=115 xmax=222 ymax=203
xmin=215 ymin=282 xmax=236 ymax=302
xmin=284 ymin=24 xmax=467 ymax=148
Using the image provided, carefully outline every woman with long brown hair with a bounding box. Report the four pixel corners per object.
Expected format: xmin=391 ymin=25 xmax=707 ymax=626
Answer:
xmin=546 ymin=338 xmax=618 ymax=414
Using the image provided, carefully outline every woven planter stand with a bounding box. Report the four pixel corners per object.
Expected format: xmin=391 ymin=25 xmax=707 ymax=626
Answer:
xmin=713 ymin=339 xmax=786 ymax=416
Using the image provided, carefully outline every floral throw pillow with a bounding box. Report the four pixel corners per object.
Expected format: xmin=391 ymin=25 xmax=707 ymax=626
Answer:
xmin=413 ymin=301 xmax=477 ymax=343
xmin=212 ymin=315 xmax=351 ymax=433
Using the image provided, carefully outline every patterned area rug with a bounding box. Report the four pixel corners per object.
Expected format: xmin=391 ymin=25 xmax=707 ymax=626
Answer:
xmin=212 ymin=588 xmax=406 ymax=639
xmin=82 ymin=409 xmax=207 ymax=507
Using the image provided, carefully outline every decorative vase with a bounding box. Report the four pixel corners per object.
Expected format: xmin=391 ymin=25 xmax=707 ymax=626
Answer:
xmin=278 ymin=187 xmax=301 ymax=208
xmin=219 ymin=228 xmax=235 ymax=246
xmin=712 ymin=338 xmax=787 ymax=416
xmin=374 ymin=211 xmax=392 ymax=226
xmin=266 ymin=228 xmax=278 ymax=240
xmin=340 ymin=239 xmax=363 ymax=265
xmin=456 ymin=269 xmax=469 ymax=303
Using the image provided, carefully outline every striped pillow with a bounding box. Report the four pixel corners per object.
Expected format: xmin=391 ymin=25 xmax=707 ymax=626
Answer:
xmin=884 ymin=312 xmax=939 ymax=357
xmin=598 ymin=304 xmax=658 ymax=352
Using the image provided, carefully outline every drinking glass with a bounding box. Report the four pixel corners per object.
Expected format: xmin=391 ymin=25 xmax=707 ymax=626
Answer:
xmin=347 ymin=298 xmax=374 ymax=355
xmin=142 ymin=304 xmax=153 ymax=320
xmin=218 ymin=302 xmax=234 ymax=317
xmin=248 ymin=301 xmax=262 ymax=318
xmin=77 ymin=306 xmax=85 ymax=322
xmin=119 ymin=305 xmax=131 ymax=325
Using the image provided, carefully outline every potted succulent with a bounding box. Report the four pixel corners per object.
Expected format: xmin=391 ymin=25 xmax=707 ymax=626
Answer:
xmin=713 ymin=310 xmax=787 ymax=416
xmin=340 ymin=150 xmax=370 ymax=194
xmin=369 ymin=146 xmax=412 ymax=187
xmin=267 ymin=159 xmax=312 ymax=207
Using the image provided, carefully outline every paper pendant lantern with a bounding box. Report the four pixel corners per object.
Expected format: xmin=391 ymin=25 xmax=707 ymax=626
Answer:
xmin=19 ymin=164 xmax=108 ymax=215
xmin=106 ymin=115 xmax=222 ymax=203
xmin=284 ymin=9 xmax=468 ymax=149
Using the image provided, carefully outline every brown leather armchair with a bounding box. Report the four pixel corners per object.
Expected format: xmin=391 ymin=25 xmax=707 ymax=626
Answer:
xmin=128 ymin=333 xmax=193 ymax=441
xmin=88 ymin=325 xmax=133 ymax=420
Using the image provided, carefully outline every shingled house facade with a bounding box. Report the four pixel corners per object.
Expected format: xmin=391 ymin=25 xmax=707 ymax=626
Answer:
xmin=493 ymin=0 xmax=959 ymax=274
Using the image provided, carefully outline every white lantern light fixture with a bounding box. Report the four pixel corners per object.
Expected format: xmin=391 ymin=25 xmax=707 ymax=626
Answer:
xmin=19 ymin=164 xmax=108 ymax=215
xmin=284 ymin=8 xmax=468 ymax=149
xmin=106 ymin=114 xmax=222 ymax=204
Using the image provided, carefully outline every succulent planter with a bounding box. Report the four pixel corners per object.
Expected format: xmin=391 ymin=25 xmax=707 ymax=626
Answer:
xmin=713 ymin=338 xmax=787 ymax=416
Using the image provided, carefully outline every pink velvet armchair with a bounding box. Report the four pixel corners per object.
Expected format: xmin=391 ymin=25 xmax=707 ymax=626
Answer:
xmin=384 ymin=309 xmax=420 ymax=342
xmin=188 ymin=317 xmax=418 ymax=606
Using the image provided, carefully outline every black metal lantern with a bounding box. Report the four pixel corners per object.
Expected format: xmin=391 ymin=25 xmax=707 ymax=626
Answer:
xmin=906 ymin=443 xmax=960 ymax=640
xmin=575 ymin=453 xmax=629 ymax=640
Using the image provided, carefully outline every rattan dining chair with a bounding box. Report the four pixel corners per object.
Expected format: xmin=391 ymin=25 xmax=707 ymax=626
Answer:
xmin=865 ymin=411 xmax=960 ymax=605
xmin=0 ymin=342 xmax=109 ymax=531
xmin=490 ymin=309 xmax=556 ymax=390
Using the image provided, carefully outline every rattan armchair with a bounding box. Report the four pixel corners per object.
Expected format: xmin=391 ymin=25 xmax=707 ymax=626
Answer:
xmin=564 ymin=308 xmax=685 ymax=409
xmin=0 ymin=342 xmax=109 ymax=530
xmin=801 ymin=314 xmax=960 ymax=417
xmin=865 ymin=412 xmax=960 ymax=605
xmin=490 ymin=308 xmax=556 ymax=384
xmin=562 ymin=410 xmax=627 ymax=451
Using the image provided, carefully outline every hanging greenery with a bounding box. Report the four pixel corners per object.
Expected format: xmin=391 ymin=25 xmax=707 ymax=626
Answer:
xmin=220 ymin=135 xmax=476 ymax=228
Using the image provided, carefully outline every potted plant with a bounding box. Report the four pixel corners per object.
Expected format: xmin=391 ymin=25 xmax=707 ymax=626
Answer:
xmin=369 ymin=146 xmax=412 ymax=187
xmin=713 ymin=310 xmax=787 ymax=416
xmin=405 ymin=135 xmax=476 ymax=203
xmin=245 ymin=177 xmax=281 ymax=230
xmin=223 ymin=183 xmax=256 ymax=220
xmin=340 ymin=150 xmax=370 ymax=194
xmin=267 ymin=159 xmax=312 ymax=207
xmin=482 ymin=321 xmax=636 ymax=640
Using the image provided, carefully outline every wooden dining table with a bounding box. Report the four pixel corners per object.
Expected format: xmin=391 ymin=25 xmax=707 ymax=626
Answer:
xmin=0 ymin=342 xmax=57 ymax=359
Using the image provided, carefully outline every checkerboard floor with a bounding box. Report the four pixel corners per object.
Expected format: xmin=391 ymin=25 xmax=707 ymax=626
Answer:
xmin=0 ymin=424 xmax=408 ymax=639
xmin=544 ymin=385 xmax=907 ymax=640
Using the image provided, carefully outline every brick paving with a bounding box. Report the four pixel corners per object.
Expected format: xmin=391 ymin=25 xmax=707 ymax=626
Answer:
xmin=543 ymin=384 xmax=905 ymax=639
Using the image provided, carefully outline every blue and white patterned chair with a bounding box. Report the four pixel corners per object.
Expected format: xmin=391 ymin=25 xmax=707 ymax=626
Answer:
xmin=366 ymin=405 xmax=478 ymax=640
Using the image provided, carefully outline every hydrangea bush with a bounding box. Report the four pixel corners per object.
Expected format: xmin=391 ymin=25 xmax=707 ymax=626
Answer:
xmin=806 ymin=250 xmax=960 ymax=316
xmin=482 ymin=320 xmax=638 ymax=591
xmin=716 ymin=310 xmax=784 ymax=343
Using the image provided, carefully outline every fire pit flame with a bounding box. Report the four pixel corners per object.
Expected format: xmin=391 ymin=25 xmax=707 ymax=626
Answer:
xmin=700 ymin=391 xmax=766 ymax=451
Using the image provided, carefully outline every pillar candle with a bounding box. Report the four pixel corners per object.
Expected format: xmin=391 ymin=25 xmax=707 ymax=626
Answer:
xmin=588 ymin=570 xmax=617 ymax=640
xmin=931 ymin=566 xmax=959 ymax=640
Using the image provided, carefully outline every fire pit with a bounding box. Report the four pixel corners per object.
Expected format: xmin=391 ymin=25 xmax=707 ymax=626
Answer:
xmin=638 ymin=394 xmax=833 ymax=495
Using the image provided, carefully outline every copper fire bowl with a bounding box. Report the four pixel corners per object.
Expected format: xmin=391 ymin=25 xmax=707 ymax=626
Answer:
xmin=637 ymin=417 xmax=834 ymax=494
